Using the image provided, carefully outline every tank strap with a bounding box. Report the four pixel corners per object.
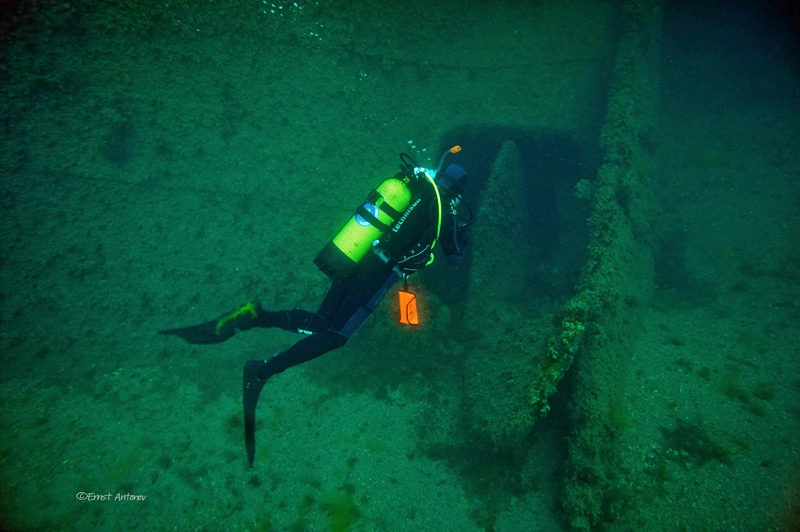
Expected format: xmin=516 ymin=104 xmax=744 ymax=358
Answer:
xmin=367 ymin=189 xmax=402 ymax=219
xmin=380 ymin=201 xmax=402 ymax=219
xmin=356 ymin=204 xmax=391 ymax=232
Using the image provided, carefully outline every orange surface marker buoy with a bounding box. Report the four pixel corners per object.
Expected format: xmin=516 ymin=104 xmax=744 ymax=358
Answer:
xmin=398 ymin=289 xmax=419 ymax=326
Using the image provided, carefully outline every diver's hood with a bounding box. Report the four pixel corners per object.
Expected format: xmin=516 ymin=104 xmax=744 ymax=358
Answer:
xmin=435 ymin=164 xmax=467 ymax=196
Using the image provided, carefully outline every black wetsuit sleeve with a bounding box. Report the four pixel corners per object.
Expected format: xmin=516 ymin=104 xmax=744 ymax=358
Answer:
xmin=439 ymin=209 xmax=469 ymax=265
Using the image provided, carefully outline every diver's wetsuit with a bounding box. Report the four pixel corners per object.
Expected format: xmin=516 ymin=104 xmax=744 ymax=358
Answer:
xmin=251 ymin=176 xmax=446 ymax=377
xmin=160 ymin=159 xmax=469 ymax=467
xmin=161 ymin=176 xmax=443 ymax=368
xmin=251 ymin=252 xmax=401 ymax=379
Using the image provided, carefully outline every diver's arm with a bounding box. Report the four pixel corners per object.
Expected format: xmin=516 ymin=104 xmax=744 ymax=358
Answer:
xmin=440 ymin=211 xmax=469 ymax=266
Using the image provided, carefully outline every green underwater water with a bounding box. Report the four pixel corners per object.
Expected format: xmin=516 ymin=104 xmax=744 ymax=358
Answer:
xmin=0 ymin=1 xmax=799 ymax=531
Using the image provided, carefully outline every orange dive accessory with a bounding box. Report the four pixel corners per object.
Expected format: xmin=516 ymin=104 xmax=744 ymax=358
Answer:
xmin=398 ymin=279 xmax=419 ymax=326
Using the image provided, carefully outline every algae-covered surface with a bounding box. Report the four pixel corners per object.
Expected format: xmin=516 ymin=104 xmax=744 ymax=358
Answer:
xmin=0 ymin=1 xmax=798 ymax=531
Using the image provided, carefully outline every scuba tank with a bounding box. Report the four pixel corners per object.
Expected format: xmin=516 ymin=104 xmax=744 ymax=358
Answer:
xmin=314 ymin=146 xmax=466 ymax=280
xmin=314 ymin=176 xmax=413 ymax=279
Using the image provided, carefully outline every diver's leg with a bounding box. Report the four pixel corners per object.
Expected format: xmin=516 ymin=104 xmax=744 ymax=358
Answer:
xmin=161 ymin=275 xmax=352 ymax=344
xmin=257 ymin=274 xmax=353 ymax=333
xmin=256 ymin=310 xmax=327 ymax=333
xmin=255 ymin=329 xmax=348 ymax=381
xmin=253 ymin=268 xmax=397 ymax=380
xmin=243 ymin=266 xmax=397 ymax=466
xmin=159 ymin=304 xmax=320 ymax=344
xmin=255 ymin=273 xmax=352 ymax=334
xmin=159 ymin=302 xmax=263 ymax=344
xmin=243 ymin=330 xmax=347 ymax=466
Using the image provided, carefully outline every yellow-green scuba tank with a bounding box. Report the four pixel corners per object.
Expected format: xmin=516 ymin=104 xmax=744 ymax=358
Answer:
xmin=314 ymin=176 xmax=413 ymax=278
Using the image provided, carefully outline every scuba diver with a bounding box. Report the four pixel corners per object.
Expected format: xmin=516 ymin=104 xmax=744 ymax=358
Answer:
xmin=159 ymin=146 xmax=473 ymax=467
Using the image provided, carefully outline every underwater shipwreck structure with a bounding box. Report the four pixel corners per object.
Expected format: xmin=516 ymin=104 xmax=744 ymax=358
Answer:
xmin=460 ymin=1 xmax=661 ymax=528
